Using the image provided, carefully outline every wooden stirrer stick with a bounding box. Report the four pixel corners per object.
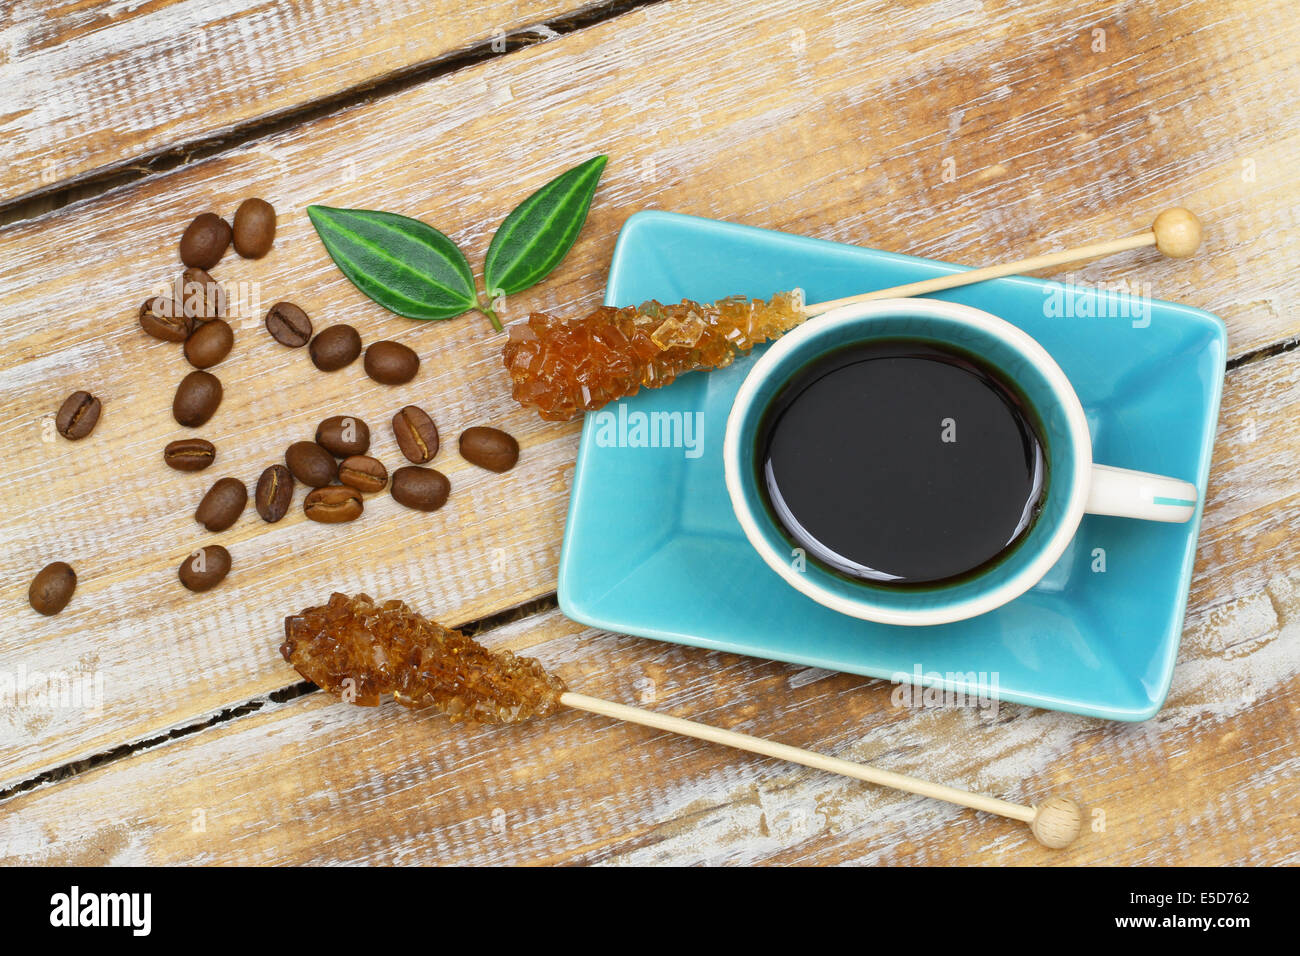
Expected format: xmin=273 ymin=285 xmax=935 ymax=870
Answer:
xmin=285 ymin=599 xmax=1087 ymax=850
xmin=560 ymin=691 xmax=1085 ymax=848
xmin=803 ymin=207 xmax=1201 ymax=316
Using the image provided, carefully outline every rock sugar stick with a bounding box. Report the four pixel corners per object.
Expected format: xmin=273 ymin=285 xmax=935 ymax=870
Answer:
xmin=283 ymin=593 xmax=1085 ymax=848
xmin=502 ymin=208 xmax=1201 ymax=421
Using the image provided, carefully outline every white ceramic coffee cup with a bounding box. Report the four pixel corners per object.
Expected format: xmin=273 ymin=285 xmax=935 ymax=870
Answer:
xmin=723 ymin=299 xmax=1199 ymax=626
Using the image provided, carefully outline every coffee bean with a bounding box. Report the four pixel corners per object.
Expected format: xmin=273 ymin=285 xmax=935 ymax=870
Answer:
xmin=265 ymin=301 xmax=313 ymax=348
xmin=177 ymin=267 xmax=226 ymax=321
xmin=164 ymin=438 xmax=216 ymax=472
xmin=28 ymin=561 xmax=76 ymax=615
xmin=363 ymin=341 xmax=420 ymax=385
xmin=309 ymin=324 xmax=362 ymax=371
xmin=459 ymin=426 xmax=519 ymax=472
xmin=392 ymin=405 xmax=439 ymax=463
xmin=232 ymin=198 xmax=276 ymax=258
xmin=195 ymin=476 xmax=247 ymax=532
xmin=179 ymin=212 xmax=232 ymax=269
xmin=338 ymin=455 xmax=388 ymax=493
xmin=184 ymin=318 xmax=234 ymax=369
xmin=179 ymin=545 xmax=231 ymax=592
xmin=304 ymin=485 xmax=364 ymax=523
xmin=255 ymin=464 xmax=295 ymax=522
xmin=139 ymin=295 xmax=191 ymax=341
xmin=315 ymin=415 xmax=370 ymax=457
xmin=285 ymin=441 xmax=337 ymax=487
xmin=173 ymin=370 xmax=223 ymax=427
xmin=55 ymin=390 xmax=102 ymax=440
xmin=391 ymin=466 xmax=450 ymax=512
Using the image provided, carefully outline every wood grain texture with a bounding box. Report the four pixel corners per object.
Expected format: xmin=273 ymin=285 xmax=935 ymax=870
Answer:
xmin=2 ymin=331 xmax=1296 ymax=867
xmin=2 ymin=418 xmax=1298 ymax=868
xmin=0 ymin=0 xmax=589 ymax=204
xmin=0 ymin=0 xmax=1297 ymax=863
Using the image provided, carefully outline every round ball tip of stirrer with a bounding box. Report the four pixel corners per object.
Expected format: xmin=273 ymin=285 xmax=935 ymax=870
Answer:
xmin=1152 ymin=207 xmax=1202 ymax=258
xmin=1030 ymin=796 xmax=1084 ymax=849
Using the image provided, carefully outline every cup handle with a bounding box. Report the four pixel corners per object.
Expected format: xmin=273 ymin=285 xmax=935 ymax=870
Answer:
xmin=1085 ymin=463 xmax=1198 ymax=523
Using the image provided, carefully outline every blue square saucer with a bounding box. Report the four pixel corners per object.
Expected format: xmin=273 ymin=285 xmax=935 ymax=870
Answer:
xmin=557 ymin=211 xmax=1225 ymax=720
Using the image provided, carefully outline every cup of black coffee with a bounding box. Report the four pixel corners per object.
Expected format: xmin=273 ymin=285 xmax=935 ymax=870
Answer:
xmin=723 ymin=299 xmax=1199 ymax=626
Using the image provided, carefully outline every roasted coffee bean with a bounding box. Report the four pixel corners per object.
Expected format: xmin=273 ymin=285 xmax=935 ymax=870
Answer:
xmin=255 ymin=464 xmax=295 ymax=522
xmin=392 ymin=405 xmax=439 ymax=463
xmin=232 ymin=198 xmax=276 ymax=258
xmin=308 ymin=323 xmax=361 ymax=371
xmin=338 ymin=455 xmax=388 ymax=493
xmin=179 ymin=212 xmax=232 ymax=269
xmin=164 ymin=438 xmax=216 ymax=472
xmin=303 ymin=485 xmax=364 ymax=523
xmin=184 ymin=318 xmax=234 ymax=369
xmin=55 ymin=391 xmax=102 ymax=440
xmin=309 ymin=324 xmax=362 ymax=371
xmin=195 ymin=476 xmax=247 ymax=532
xmin=363 ymin=340 xmax=420 ymax=385
xmin=173 ymin=370 xmax=223 ymax=427
xmin=139 ymin=295 xmax=191 ymax=341
xmin=391 ymin=466 xmax=450 ymax=512
xmin=315 ymin=415 xmax=370 ymax=457
xmin=177 ymin=267 xmax=226 ymax=321
xmin=265 ymin=301 xmax=312 ymax=348
xmin=459 ymin=426 xmax=519 ymax=472
xmin=179 ymin=545 xmax=231 ymax=592
xmin=28 ymin=561 xmax=76 ymax=615
xmin=285 ymin=441 xmax=337 ymax=487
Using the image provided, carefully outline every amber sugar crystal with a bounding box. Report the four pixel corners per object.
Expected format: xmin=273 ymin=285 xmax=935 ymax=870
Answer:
xmin=282 ymin=593 xmax=567 ymax=724
xmin=502 ymin=292 xmax=807 ymax=421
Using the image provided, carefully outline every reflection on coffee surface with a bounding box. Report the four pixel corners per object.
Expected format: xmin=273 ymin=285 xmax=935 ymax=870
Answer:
xmin=757 ymin=339 xmax=1046 ymax=586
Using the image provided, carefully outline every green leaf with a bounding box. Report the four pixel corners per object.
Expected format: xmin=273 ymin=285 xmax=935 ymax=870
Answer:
xmin=306 ymin=205 xmax=478 ymax=320
xmin=483 ymin=154 xmax=608 ymax=298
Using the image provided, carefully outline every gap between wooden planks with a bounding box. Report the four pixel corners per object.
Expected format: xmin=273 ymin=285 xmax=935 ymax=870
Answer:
xmin=0 ymin=0 xmax=616 ymax=209
xmin=0 ymin=0 xmax=1297 ymax=807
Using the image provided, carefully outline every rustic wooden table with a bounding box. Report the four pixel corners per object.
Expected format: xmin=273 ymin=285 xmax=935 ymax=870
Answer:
xmin=0 ymin=0 xmax=1295 ymax=866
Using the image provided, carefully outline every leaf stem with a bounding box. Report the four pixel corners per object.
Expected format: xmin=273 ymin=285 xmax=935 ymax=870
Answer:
xmin=477 ymin=303 xmax=504 ymax=333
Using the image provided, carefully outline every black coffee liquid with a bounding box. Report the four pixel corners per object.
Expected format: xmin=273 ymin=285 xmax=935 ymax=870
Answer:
xmin=758 ymin=340 xmax=1046 ymax=586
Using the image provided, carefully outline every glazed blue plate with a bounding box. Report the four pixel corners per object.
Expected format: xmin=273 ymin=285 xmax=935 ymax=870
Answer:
xmin=557 ymin=211 xmax=1226 ymax=720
